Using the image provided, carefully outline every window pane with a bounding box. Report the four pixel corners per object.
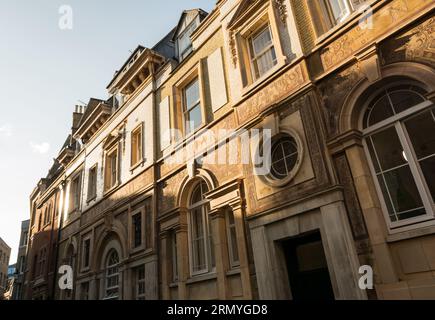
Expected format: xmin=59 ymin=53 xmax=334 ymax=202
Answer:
xmin=186 ymin=104 xmax=202 ymax=133
xmin=270 ymin=137 xmax=299 ymax=180
xmin=397 ymin=208 xmax=427 ymax=221
xmin=377 ymin=176 xmax=397 ymax=222
xmin=383 ymin=166 xmax=424 ymax=214
xmin=255 ymin=47 xmax=277 ymax=78
xmin=252 ymin=27 xmax=272 ymax=56
xmin=390 ymin=90 xmax=425 ymax=114
xmin=133 ymin=213 xmax=142 ymax=248
xmin=365 ymin=94 xmax=395 ymax=127
xmin=185 ymin=79 xmax=199 ymax=110
xmin=192 ymin=208 xmax=204 ymax=239
xmin=329 ymin=0 xmax=350 ymax=23
xmin=370 ymin=127 xmax=407 ymax=171
xmin=405 ymin=110 xmax=435 ymax=159
xmin=230 ymin=226 xmax=239 ymax=263
xmin=367 ymin=138 xmax=381 ymax=173
xmin=420 ymin=156 xmax=435 ymax=202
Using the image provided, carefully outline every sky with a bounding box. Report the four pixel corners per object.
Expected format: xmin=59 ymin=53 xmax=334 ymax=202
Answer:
xmin=0 ymin=0 xmax=215 ymax=264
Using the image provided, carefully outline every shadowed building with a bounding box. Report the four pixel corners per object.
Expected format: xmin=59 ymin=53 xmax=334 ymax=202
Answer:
xmin=0 ymin=237 xmax=11 ymax=299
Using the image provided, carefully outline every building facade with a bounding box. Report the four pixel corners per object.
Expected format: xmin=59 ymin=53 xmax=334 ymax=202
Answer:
xmin=25 ymin=0 xmax=435 ymax=300
xmin=0 ymin=237 xmax=11 ymax=299
xmin=8 ymin=220 xmax=30 ymax=300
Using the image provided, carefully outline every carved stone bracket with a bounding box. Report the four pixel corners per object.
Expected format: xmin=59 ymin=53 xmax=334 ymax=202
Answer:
xmin=274 ymin=0 xmax=287 ymax=25
xmin=228 ymin=30 xmax=238 ymax=68
xmin=355 ymin=45 xmax=381 ymax=83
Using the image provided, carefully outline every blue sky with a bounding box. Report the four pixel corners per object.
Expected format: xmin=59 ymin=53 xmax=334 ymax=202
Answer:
xmin=0 ymin=0 xmax=215 ymax=263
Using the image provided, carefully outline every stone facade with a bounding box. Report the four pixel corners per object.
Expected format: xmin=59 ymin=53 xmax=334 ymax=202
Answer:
xmin=0 ymin=237 xmax=11 ymax=299
xmin=24 ymin=0 xmax=435 ymax=300
xmin=9 ymin=220 xmax=29 ymax=300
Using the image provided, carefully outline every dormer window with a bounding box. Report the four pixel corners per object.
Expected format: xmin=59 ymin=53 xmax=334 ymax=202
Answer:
xmin=177 ymin=20 xmax=197 ymax=61
xmin=174 ymin=9 xmax=207 ymax=62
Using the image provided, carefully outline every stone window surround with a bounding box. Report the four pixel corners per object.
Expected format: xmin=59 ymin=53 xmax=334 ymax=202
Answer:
xmin=360 ymin=84 xmax=435 ymax=232
xmin=187 ymin=179 xmax=215 ymax=277
xmin=173 ymin=63 xmax=208 ymax=139
xmin=87 ymin=163 xmax=98 ymax=202
xmin=130 ymin=122 xmax=145 ymax=170
xmin=103 ymin=144 xmax=120 ymax=194
xmin=230 ymin=1 xmax=287 ymax=93
xmin=128 ymin=204 xmax=147 ymax=254
xmin=259 ymin=127 xmax=305 ymax=188
xmin=68 ymin=170 xmax=83 ymax=215
xmin=80 ymin=234 xmax=92 ymax=272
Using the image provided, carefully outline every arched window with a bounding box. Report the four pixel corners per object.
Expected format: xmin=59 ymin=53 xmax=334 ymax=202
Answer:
xmin=188 ymin=180 xmax=215 ymax=275
xmin=362 ymin=83 xmax=435 ymax=229
xmin=104 ymin=250 xmax=120 ymax=300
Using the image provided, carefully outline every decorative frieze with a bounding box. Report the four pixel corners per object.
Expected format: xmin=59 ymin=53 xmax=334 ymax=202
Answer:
xmin=236 ymin=62 xmax=307 ymax=124
xmin=320 ymin=0 xmax=431 ymax=71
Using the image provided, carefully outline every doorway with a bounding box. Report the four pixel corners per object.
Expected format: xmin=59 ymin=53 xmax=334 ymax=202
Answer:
xmin=282 ymin=231 xmax=335 ymax=300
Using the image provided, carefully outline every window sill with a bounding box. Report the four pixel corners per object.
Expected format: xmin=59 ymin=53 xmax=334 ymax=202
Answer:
xmin=130 ymin=159 xmax=145 ymax=172
xmin=241 ymin=60 xmax=285 ymax=99
xmin=103 ymin=182 xmax=120 ymax=197
xmin=226 ymin=268 xmax=241 ymax=276
xmin=86 ymin=195 xmax=96 ymax=204
xmin=186 ymin=272 xmax=217 ymax=285
xmin=169 ymin=282 xmax=179 ymax=288
xmin=67 ymin=209 xmax=81 ymax=218
xmin=387 ymin=220 xmax=435 ymax=243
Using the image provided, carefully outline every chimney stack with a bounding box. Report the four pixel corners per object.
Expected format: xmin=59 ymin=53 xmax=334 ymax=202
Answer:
xmin=72 ymin=105 xmax=85 ymax=134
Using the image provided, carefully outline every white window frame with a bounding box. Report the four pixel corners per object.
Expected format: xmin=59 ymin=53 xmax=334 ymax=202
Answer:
xmin=187 ymin=181 xmax=215 ymax=277
xmin=182 ymin=77 xmax=202 ymax=135
xmin=134 ymin=265 xmax=146 ymax=300
xmin=362 ymin=92 xmax=435 ymax=232
xmin=104 ymin=250 xmax=120 ymax=300
xmin=247 ymin=24 xmax=277 ymax=81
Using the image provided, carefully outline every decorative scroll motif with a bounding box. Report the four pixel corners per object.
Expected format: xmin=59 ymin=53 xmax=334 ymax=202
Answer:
xmin=388 ymin=0 xmax=408 ymax=22
xmin=405 ymin=17 xmax=435 ymax=62
xmin=275 ymin=0 xmax=287 ymax=24
xmin=237 ymin=63 xmax=306 ymax=123
xmin=319 ymin=0 xmax=429 ymax=71
xmin=381 ymin=17 xmax=435 ymax=65
xmin=228 ymin=30 xmax=238 ymax=68
xmin=318 ymin=64 xmax=363 ymax=136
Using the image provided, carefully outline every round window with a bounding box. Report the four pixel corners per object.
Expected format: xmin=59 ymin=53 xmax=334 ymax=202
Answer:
xmin=261 ymin=131 xmax=303 ymax=187
xmin=270 ymin=136 xmax=299 ymax=180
